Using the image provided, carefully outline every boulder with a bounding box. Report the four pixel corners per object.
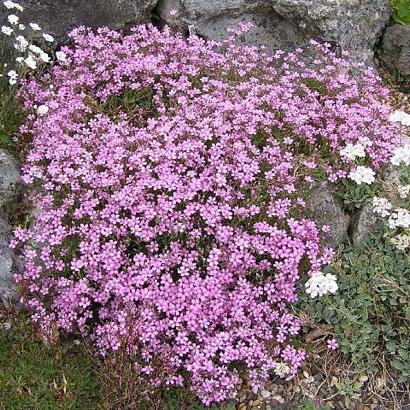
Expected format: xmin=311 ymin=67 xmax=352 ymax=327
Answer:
xmin=379 ymin=24 xmax=410 ymax=82
xmin=305 ymin=182 xmax=350 ymax=249
xmin=270 ymin=0 xmax=391 ymax=63
xmin=0 ymin=215 xmax=15 ymax=302
xmin=1 ymin=0 xmax=157 ymax=41
xmin=351 ymin=200 xmax=380 ymax=249
xmin=157 ymin=0 xmax=391 ymax=63
xmin=157 ymin=0 xmax=307 ymax=49
xmin=0 ymin=149 xmax=20 ymax=209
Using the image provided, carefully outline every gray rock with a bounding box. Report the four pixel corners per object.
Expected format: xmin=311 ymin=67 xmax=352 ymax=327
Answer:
xmin=0 ymin=149 xmax=20 ymax=209
xmin=0 ymin=215 xmax=16 ymax=302
xmin=352 ymin=200 xmax=380 ymax=249
xmin=379 ymin=24 xmax=410 ymax=81
xmin=270 ymin=0 xmax=391 ymax=63
xmin=157 ymin=0 xmax=307 ymax=50
xmin=1 ymin=0 xmax=157 ymax=41
xmin=305 ymin=182 xmax=350 ymax=249
xmin=157 ymin=0 xmax=391 ymax=63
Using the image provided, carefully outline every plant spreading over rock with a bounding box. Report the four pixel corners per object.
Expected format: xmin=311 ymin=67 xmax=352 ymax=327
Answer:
xmin=12 ymin=23 xmax=401 ymax=404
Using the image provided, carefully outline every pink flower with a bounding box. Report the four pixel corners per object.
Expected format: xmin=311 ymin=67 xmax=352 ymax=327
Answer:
xmin=327 ymin=338 xmax=339 ymax=351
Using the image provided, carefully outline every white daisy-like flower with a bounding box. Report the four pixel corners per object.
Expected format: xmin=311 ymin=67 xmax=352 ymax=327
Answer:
xmin=39 ymin=51 xmax=50 ymax=63
xmin=4 ymin=1 xmax=23 ymax=11
xmin=18 ymin=23 xmax=25 ymax=30
xmin=42 ymin=33 xmax=54 ymax=42
xmin=14 ymin=34 xmax=28 ymax=51
xmin=55 ymin=51 xmax=67 ymax=62
xmin=7 ymin=69 xmax=18 ymax=85
xmin=24 ymin=54 xmax=37 ymax=69
xmin=15 ymin=56 xmax=24 ymax=64
xmin=29 ymin=23 xmax=41 ymax=31
xmin=28 ymin=44 xmax=42 ymax=54
xmin=348 ymin=166 xmax=375 ymax=185
xmin=7 ymin=14 xmax=19 ymax=25
xmin=36 ymin=104 xmax=49 ymax=116
xmin=1 ymin=25 xmax=13 ymax=35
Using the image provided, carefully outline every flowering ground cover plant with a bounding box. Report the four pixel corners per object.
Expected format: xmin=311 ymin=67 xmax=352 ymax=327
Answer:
xmin=11 ymin=22 xmax=403 ymax=404
xmin=0 ymin=0 xmax=65 ymax=151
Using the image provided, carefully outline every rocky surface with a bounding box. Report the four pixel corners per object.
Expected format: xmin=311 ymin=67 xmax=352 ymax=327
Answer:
xmin=352 ymin=201 xmax=380 ymax=249
xmin=0 ymin=216 xmax=15 ymax=302
xmin=157 ymin=0 xmax=391 ymax=63
xmin=379 ymin=24 xmax=410 ymax=83
xmin=0 ymin=149 xmax=20 ymax=208
xmin=0 ymin=149 xmax=20 ymax=302
xmin=1 ymin=0 xmax=157 ymax=41
xmin=305 ymin=182 xmax=350 ymax=249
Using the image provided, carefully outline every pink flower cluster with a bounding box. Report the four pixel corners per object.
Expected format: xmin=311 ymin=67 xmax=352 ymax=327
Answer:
xmin=13 ymin=24 xmax=399 ymax=404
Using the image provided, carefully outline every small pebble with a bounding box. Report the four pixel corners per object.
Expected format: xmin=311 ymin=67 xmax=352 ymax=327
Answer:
xmin=261 ymin=389 xmax=271 ymax=399
xmin=271 ymin=395 xmax=285 ymax=404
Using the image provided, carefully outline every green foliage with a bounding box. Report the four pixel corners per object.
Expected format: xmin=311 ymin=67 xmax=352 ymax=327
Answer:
xmin=338 ymin=180 xmax=376 ymax=211
xmin=0 ymin=313 xmax=101 ymax=409
xmin=391 ymin=0 xmax=410 ymax=24
xmin=294 ymin=400 xmax=328 ymax=410
xmin=298 ymin=237 xmax=410 ymax=382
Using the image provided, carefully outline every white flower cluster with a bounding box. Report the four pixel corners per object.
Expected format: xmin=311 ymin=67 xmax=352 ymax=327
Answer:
xmin=348 ymin=165 xmax=375 ymax=185
xmin=391 ymin=144 xmax=410 ymax=167
xmin=390 ymin=234 xmax=410 ymax=251
xmin=389 ymin=110 xmax=410 ymax=126
xmin=388 ymin=208 xmax=410 ymax=229
xmin=305 ymin=272 xmax=338 ymax=298
xmin=372 ymin=197 xmax=392 ymax=217
xmin=340 ymin=142 xmax=366 ymax=161
xmin=273 ymin=362 xmax=290 ymax=378
xmin=1 ymin=1 xmax=65 ymax=86
xmin=398 ymin=184 xmax=410 ymax=199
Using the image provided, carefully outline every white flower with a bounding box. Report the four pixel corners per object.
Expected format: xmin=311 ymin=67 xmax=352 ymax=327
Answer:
xmin=4 ymin=1 xmax=23 ymax=11
xmin=24 ymin=54 xmax=37 ymax=69
xmin=391 ymin=234 xmax=410 ymax=251
xmin=340 ymin=143 xmax=366 ymax=161
xmin=29 ymin=23 xmax=41 ymax=31
xmin=36 ymin=104 xmax=49 ymax=116
xmin=14 ymin=35 xmax=28 ymax=51
xmin=372 ymin=197 xmax=392 ymax=217
xmin=391 ymin=144 xmax=410 ymax=166
xmin=55 ymin=51 xmax=67 ymax=62
xmin=15 ymin=56 xmax=24 ymax=64
xmin=388 ymin=208 xmax=410 ymax=229
xmin=398 ymin=184 xmax=410 ymax=199
xmin=39 ymin=51 xmax=50 ymax=63
xmin=389 ymin=110 xmax=410 ymax=126
xmin=273 ymin=362 xmax=290 ymax=378
xmin=305 ymin=272 xmax=338 ymax=298
xmin=28 ymin=44 xmax=42 ymax=54
xmin=169 ymin=9 xmax=178 ymax=16
xmin=42 ymin=33 xmax=54 ymax=42
xmin=359 ymin=137 xmax=373 ymax=147
xmin=1 ymin=25 xmax=13 ymax=35
xmin=7 ymin=69 xmax=17 ymax=85
xmin=18 ymin=23 xmax=25 ymax=30
xmin=348 ymin=166 xmax=375 ymax=185
xmin=7 ymin=14 xmax=19 ymax=25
